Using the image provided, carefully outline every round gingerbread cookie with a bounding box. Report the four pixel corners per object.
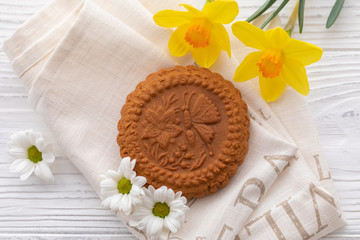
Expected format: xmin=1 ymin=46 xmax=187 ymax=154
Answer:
xmin=117 ymin=65 xmax=250 ymax=199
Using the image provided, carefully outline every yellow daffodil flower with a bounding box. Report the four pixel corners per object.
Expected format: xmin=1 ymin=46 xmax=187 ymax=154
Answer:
xmin=231 ymin=21 xmax=323 ymax=102
xmin=153 ymin=0 xmax=239 ymax=68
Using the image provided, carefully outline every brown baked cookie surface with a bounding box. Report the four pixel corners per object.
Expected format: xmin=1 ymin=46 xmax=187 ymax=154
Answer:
xmin=117 ymin=65 xmax=250 ymax=199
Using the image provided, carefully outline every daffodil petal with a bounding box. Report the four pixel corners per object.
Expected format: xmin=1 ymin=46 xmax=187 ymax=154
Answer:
xmin=265 ymin=27 xmax=291 ymax=49
xmin=179 ymin=4 xmax=203 ymax=17
xmin=281 ymin=57 xmax=309 ymax=95
xmin=211 ymin=23 xmax=231 ymax=57
xmin=191 ymin=41 xmax=221 ymax=68
xmin=233 ymin=51 xmax=263 ymax=82
xmin=231 ymin=21 xmax=269 ymax=50
xmin=153 ymin=10 xmax=192 ymax=28
xmin=203 ymin=0 xmax=239 ymax=24
xmin=283 ymin=39 xmax=323 ymax=66
xmin=168 ymin=24 xmax=191 ymax=57
xmin=259 ymin=75 xmax=287 ymax=102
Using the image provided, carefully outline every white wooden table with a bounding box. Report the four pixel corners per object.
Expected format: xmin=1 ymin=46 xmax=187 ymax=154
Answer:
xmin=0 ymin=0 xmax=359 ymax=239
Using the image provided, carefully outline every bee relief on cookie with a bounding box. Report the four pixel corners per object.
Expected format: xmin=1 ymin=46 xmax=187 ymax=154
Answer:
xmin=182 ymin=91 xmax=221 ymax=156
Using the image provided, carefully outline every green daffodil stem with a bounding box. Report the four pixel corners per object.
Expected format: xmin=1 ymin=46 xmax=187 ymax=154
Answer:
xmin=246 ymin=0 xmax=277 ymax=23
xmin=205 ymin=0 xmax=213 ymax=4
xmin=284 ymin=0 xmax=300 ymax=37
xmin=260 ymin=0 xmax=289 ymax=29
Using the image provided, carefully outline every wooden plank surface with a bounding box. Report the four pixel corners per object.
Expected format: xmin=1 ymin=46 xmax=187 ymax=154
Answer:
xmin=0 ymin=0 xmax=359 ymax=239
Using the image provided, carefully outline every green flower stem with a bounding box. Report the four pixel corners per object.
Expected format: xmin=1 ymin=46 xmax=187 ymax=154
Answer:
xmin=205 ymin=0 xmax=213 ymax=4
xmin=246 ymin=0 xmax=277 ymax=22
xmin=27 ymin=145 xmax=42 ymax=163
xmin=284 ymin=0 xmax=300 ymax=37
xmin=260 ymin=0 xmax=289 ymax=29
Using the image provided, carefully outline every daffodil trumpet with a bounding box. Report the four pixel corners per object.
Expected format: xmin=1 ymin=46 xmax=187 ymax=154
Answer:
xmin=153 ymin=0 xmax=239 ymax=68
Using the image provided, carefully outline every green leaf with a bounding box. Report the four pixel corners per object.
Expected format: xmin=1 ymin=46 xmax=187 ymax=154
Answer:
xmin=326 ymin=0 xmax=345 ymax=28
xmin=260 ymin=0 xmax=290 ymax=29
xmin=246 ymin=0 xmax=277 ymax=23
xmin=298 ymin=0 xmax=305 ymax=33
xmin=284 ymin=0 xmax=299 ymax=36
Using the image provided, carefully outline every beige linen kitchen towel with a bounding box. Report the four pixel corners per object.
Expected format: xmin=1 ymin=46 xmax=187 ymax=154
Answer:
xmin=3 ymin=0 xmax=345 ymax=239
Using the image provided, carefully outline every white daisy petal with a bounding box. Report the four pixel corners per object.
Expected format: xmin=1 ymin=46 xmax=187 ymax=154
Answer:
xmin=130 ymin=159 xmax=136 ymax=171
xmin=147 ymin=217 xmax=163 ymax=237
xmin=35 ymin=137 xmax=45 ymax=152
xmin=175 ymin=191 xmax=182 ymax=199
xmin=170 ymin=199 xmax=187 ymax=210
xmin=106 ymin=170 xmax=121 ymax=180
xmin=20 ymin=164 xmax=35 ymax=181
xmin=132 ymin=196 xmax=142 ymax=206
xmin=147 ymin=185 xmax=156 ymax=194
xmin=142 ymin=195 xmax=155 ymax=209
xmin=34 ymin=162 xmax=54 ymax=182
xmin=101 ymin=196 xmax=114 ymax=208
xmin=168 ymin=212 xmax=183 ymax=227
xmin=130 ymin=185 xmax=141 ymax=197
xmin=101 ymin=190 xmax=119 ymax=199
xmin=10 ymin=130 xmax=33 ymax=148
xmin=100 ymin=178 xmax=117 ymax=188
xmin=42 ymin=152 xmax=55 ymax=163
xmin=26 ymin=130 xmax=38 ymax=146
xmin=10 ymin=159 xmax=32 ymax=173
xmin=180 ymin=196 xmax=187 ymax=204
xmin=99 ymin=174 xmax=107 ymax=179
xmin=158 ymin=229 xmax=170 ymax=240
xmin=39 ymin=142 xmax=52 ymax=152
xmin=132 ymin=175 xmax=146 ymax=187
xmin=122 ymin=194 xmax=133 ymax=215
xmin=110 ymin=194 xmax=122 ymax=211
xmin=119 ymin=157 xmax=131 ymax=175
xmin=8 ymin=147 xmax=28 ymax=159
xmin=120 ymin=194 xmax=127 ymax=210
xmin=130 ymin=214 xmax=153 ymax=230
xmin=132 ymin=208 xmax=152 ymax=219
xmin=124 ymin=170 xmax=135 ymax=180
xmin=165 ymin=188 xmax=175 ymax=204
xmin=154 ymin=186 xmax=167 ymax=202
xmin=164 ymin=215 xmax=180 ymax=233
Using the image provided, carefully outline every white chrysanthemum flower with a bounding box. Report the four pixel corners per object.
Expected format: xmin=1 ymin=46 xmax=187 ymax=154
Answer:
xmin=129 ymin=185 xmax=189 ymax=240
xmin=99 ymin=157 xmax=146 ymax=215
xmin=8 ymin=129 xmax=55 ymax=182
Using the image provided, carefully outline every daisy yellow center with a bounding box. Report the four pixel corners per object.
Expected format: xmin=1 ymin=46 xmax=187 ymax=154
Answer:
xmin=27 ymin=145 xmax=42 ymax=163
xmin=256 ymin=48 xmax=284 ymax=78
xmin=152 ymin=202 xmax=170 ymax=218
xmin=185 ymin=18 xmax=212 ymax=48
xmin=117 ymin=177 xmax=132 ymax=194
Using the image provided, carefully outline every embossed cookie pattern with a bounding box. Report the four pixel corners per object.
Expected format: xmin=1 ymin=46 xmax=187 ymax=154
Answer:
xmin=117 ymin=65 xmax=250 ymax=199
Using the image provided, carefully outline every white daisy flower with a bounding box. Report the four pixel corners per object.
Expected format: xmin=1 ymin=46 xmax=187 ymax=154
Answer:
xmin=8 ymin=129 xmax=55 ymax=182
xmin=99 ymin=157 xmax=146 ymax=215
xmin=129 ymin=185 xmax=189 ymax=240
